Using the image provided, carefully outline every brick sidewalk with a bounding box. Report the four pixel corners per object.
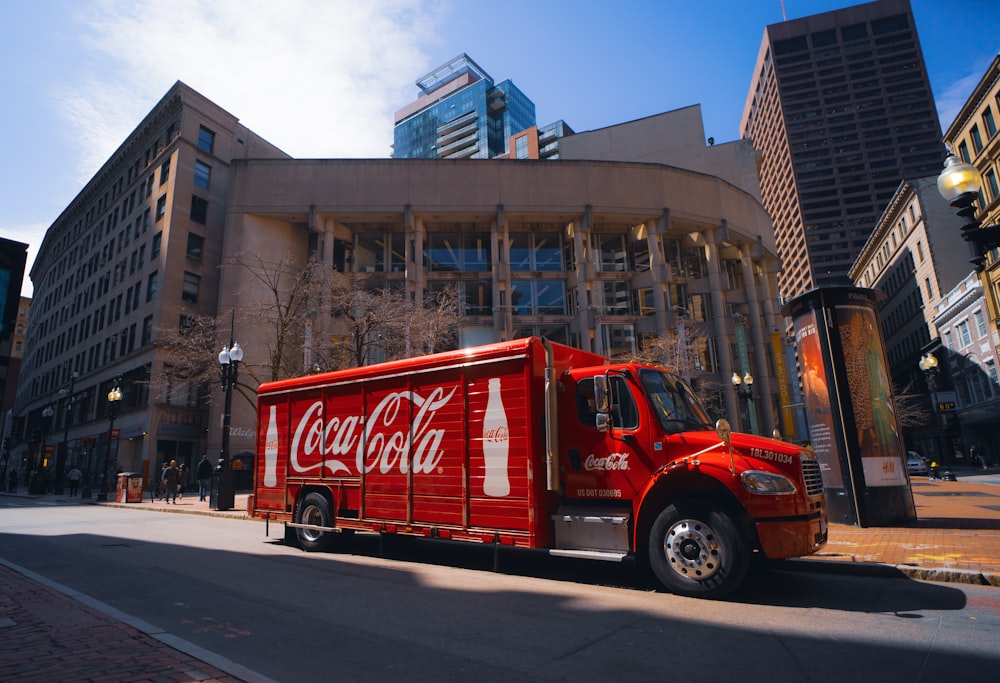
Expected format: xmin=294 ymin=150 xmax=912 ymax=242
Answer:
xmin=802 ymin=475 xmax=1000 ymax=586
xmin=0 ymin=562 xmax=245 ymax=683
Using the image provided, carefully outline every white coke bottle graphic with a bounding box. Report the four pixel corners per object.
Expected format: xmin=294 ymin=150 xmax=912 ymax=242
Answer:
xmin=264 ymin=405 xmax=279 ymax=487
xmin=482 ymin=377 xmax=510 ymax=497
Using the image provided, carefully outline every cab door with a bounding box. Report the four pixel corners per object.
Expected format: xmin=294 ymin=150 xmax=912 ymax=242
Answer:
xmin=561 ymin=374 xmax=653 ymax=502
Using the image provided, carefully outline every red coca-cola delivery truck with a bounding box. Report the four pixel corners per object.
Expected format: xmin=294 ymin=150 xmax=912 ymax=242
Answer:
xmin=250 ymin=337 xmax=827 ymax=598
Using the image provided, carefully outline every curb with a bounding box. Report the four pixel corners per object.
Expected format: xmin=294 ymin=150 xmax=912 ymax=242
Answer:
xmin=783 ymin=557 xmax=1000 ymax=587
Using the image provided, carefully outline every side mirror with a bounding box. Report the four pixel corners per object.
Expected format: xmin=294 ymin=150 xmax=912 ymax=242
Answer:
xmin=593 ymin=375 xmax=609 ymax=413
xmin=715 ymin=418 xmax=732 ymax=444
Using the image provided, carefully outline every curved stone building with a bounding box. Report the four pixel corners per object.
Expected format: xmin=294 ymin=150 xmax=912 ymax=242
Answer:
xmin=220 ymin=157 xmax=790 ymax=452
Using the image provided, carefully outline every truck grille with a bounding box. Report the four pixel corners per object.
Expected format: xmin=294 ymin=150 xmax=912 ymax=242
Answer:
xmin=801 ymin=458 xmax=824 ymax=497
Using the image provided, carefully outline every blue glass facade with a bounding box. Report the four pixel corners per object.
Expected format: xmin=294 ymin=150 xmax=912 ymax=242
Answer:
xmin=394 ymin=78 xmax=536 ymax=159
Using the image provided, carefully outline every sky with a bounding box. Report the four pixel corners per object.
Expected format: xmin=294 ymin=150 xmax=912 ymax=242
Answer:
xmin=2 ymin=0 xmax=998 ymax=298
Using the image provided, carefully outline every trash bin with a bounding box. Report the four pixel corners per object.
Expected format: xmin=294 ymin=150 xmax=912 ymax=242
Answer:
xmin=116 ymin=472 xmax=143 ymax=503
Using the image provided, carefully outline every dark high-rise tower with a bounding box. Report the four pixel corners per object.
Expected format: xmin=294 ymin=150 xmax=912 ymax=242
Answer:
xmin=740 ymin=0 xmax=943 ymax=300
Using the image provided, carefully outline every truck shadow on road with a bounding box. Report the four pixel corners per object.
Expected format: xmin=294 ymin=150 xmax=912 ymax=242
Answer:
xmin=266 ymin=529 xmax=970 ymax=614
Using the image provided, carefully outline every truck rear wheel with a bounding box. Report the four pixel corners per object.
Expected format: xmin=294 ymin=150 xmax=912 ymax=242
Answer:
xmin=296 ymin=492 xmax=334 ymax=552
xmin=648 ymin=500 xmax=749 ymax=599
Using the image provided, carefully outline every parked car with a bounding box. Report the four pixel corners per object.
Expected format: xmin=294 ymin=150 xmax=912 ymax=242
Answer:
xmin=907 ymin=451 xmax=929 ymax=475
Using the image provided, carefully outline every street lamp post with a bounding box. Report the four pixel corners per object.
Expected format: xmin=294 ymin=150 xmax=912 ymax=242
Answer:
xmin=731 ymin=371 xmax=755 ymax=434
xmin=215 ymin=328 xmax=243 ymax=511
xmin=918 ymin=353 xmax=956 ymax=481
xmin=97 ymin=381 xmax=123 ymax=502
xmin=34 ymin=405 xmax=54 ymax=493
xmin=55 ymin=372 xmax=78 ymax=495
xmin=937 ymin=154 xmax=1000 ymax=268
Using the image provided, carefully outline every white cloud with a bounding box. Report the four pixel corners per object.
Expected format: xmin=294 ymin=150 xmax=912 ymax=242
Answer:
xmin=57 ymin=0 xmax=445 ymax=183
xmin=936 ymin=71 xmax=982 ymax=137
xmin=935 ymin=49 xmax=1000 ymax=136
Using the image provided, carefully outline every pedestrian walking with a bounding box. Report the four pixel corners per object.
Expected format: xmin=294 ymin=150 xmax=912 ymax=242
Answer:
xmin=972 ymin=444 xmax=987 ymax=470
xmin=196 ymin=455 xmax=212 ymax=501
xmin=161 ymin=460 xmax=179 ymax=504
xmin=66 ymin=467 xmax=82 ymax=496
xmin=178 ymin=463 xmax=190 ymax=499
xmin=7 ymin=468 xmax=17 ymax=493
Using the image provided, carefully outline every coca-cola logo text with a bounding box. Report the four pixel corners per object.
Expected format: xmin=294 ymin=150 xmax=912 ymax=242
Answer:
xmin=290 ymin=387 xmax=457 ymax=476
xmin=584 ymin=453 xmax=630 ymax=471
xmin=484 ymin=425 xmax=509 ymax=442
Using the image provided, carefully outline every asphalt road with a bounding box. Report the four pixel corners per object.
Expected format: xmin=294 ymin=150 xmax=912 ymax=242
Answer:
xmin=2 ymin=498 xmax=999 ymax=682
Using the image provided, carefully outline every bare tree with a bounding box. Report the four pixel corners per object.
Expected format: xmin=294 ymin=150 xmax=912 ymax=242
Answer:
xmin=634 ymin=330 xmax=725 ymax=417
xmin=893 ymin=379 xmax=932 ymax=429
xmin=324 ymin=278 xmax=461 ymax=369
xmin=406 ymin=284 xmax=461 ymax=356
xmin=152 ymin=312 xmax=221 ymax=406
xmin=227 ymin=250 xmax=337 ymax=384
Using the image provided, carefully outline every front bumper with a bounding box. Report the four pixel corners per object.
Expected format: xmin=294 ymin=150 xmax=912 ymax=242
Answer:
xmin=755 ymin=512 xmax=828 ymax=560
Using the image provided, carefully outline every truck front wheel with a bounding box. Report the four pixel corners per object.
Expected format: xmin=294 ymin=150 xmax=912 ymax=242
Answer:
xmin=648 ymin=500 xmax=749 ymax=599
xmin=296 ymin=492 xmax=334 ymax=552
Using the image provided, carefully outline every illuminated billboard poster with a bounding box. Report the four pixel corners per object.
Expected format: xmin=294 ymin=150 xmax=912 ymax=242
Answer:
xmin=793 ymin=309 xmax=842 ymax=489
xmin=835 ymin=304 xmax=905 ymax=487
xmin=783 ymin=286 xmax=915 ymax=527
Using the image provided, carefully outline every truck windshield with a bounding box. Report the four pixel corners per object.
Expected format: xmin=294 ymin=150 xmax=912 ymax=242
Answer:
xmin=638 ymin=368 xmax=714 ymax=434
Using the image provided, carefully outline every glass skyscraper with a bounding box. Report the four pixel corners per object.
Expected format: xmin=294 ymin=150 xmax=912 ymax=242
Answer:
xmin=393 ymin=53 xmax=536 ymax=159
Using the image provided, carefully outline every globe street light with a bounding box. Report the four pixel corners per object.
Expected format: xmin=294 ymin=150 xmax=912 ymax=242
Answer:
xmin=97 ymin=381 xmax=123 ymax=502
xmin=918 ymin=353 xmax=956 ymax=481
xmin=937 ymin=154 xmax=1000 ymax=270
xmin=215 ymin=336 xmax=243 ymax=511
xmin=731 ymin=371 xmax=755 ymax=434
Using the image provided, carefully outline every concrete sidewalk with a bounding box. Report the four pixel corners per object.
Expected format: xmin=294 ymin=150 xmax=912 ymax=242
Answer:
xmin=1 ymin=473 xmax=999 ymax=682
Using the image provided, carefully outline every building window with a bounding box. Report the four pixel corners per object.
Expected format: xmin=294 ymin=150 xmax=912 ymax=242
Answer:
xmin=974 ymin=309 xmax=988 ymax=338
xmin=509 ymin=232 xmax=563 ymax=272
xmin=971 ymin=125 xmax=984 ymax=154
xmin=985 ymin=106 xmax=998 ymax=138
xmin=602 ymin=324 xmax=636 ymax=359
xmin=428 ymin=279 xmax=492 ymax=316
xmin=146 ymin=271 xmax=158 ymax=302
xmin=194 ymin=160 xmax=211 ymax=188
xmin=596 ymin=234 xmax=628 ymax=272
xmin=160 ymin=159 xmax=170 ymax=185
xmin=514 ymin=135 xmax=528 ymax=159
xmin=155 ymin=194 xmax=167 ymax=221
xmin=959 ymin=140 xmax=971 ymax=163
xmin=356 ymin=232 xmax=405 ymax=272
xmin=630 ymin=233 xmax=650 ymax=272
xmin=513 ymin=324 xmax=569 ymax=345
xmin=186 ymin=233 xmax=204 ymax=261
xmin=916 ymin=240 xmax=924 ymax=262
xmin=182 ymin=272 xmax=200 ymax=303
xmin=425 ymin=233 xmax=489 ymax=272
xmin=198 ymin=126 xmax=215 ymax=153
xmin=510 ymin=279 xmax=567 ymax=315
xmin=141 ymin=315 xmax=153 ymax=346
xmin=152 ymin=232 xmax=162 ymax=257
xmin=985 ymin=169 xmax=999 ymax=200
xmin=600 ymin=281 xmax=633 ymax=315
xmin=190 ymin=196 xmax=208 ymax=224
xmin=924 ymin=277 xmax=934 ymax=300
xmin=957 ymin=320 xmax=972 ymax=347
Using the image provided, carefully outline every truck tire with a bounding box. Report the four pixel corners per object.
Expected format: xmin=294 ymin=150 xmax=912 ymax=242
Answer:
xmin=296 ymin=492 xmax=334 ymax=552
xmin=648 ymin=500 xmax=749 ymax=599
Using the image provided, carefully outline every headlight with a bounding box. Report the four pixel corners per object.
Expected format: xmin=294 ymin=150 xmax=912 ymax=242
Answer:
xmin=742 ymin=470 xmax=796 ymax=494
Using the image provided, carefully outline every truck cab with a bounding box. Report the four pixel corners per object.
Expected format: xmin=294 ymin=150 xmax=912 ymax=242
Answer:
xmin=553 ymin=363 xmax=827 ymax=598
